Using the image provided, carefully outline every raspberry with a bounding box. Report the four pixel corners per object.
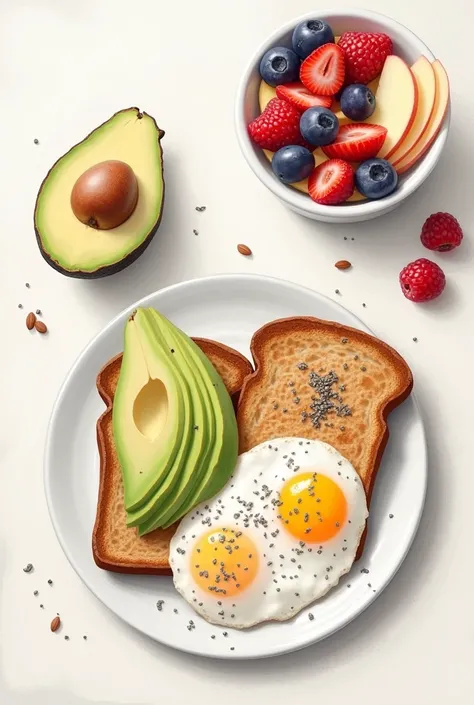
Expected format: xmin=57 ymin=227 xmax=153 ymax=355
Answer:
xmin=420 ymin=212 xmax=463 ymax=251
xmin=399 ymin=258 xmax=446 ymax=302
xmin=248 ymin=98 xmax=307 ymax=152
xmin=338 ymin=32 xmax=393 ymax=84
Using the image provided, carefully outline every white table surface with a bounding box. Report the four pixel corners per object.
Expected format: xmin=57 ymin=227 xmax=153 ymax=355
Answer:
xmin=1 ymin=0 xmax=473 ymax=702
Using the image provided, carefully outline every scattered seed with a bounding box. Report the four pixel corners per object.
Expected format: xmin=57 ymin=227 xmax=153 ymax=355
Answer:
xmin=64 ymin=635 xmax=70 ymax=641
xmin=26 ymin=312 xmax=36 ymax=330
xmin=362 ymin=303 xmax=366 ymax=307
xmin=25 ymin=283 xmax=30 ymax=288
xmin=83 ymin=635 xmax=88 ymax=640
xmin=40 ymin=604 xmax=44 ymax=609
xmin=413 ymin=337 xmax=418 ymax=342
xmin=193 ymin=229 xmax=199 ymax=236
xmin=34 ymin=139 xmax=39 ymax=145
xmin=50 ymin=616 xmax=60 ymax=632
xmin=335 ymin=289 xmax=341 ymax=295
xmin=47 ymin=579 xmax=53 ymax=585
xmin=195 ymin=206 xmax=206 ymax=212
xmin=35 ymin=309 xmax=42 ymax=315
xmin=35 ymin=320 xmax=48 ymax=334
xmin=18 ymin=303 xmax=23 ymax=309
xmin=34 ymin=591 xmax=39 ymax=596
xmin=389 ymin=513 xmax=394 ymax=519
xmin=335 ymin=260 xmax=352 ymax=270
xmin=23 ymin=563 xmax=34 ymax=573
xmin=308 ymin=613 xmax=314 ymax=621
xmin=237 ymin=244 xmax=252 ymax=257
xmin=156 ymin=600 xmax=165 ymax=611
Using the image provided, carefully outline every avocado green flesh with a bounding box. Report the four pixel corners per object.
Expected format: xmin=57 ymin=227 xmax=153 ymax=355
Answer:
xmin=113 ymin=305 xmax=238 ymax=533
xmin=113 ymin=309 xmax=185 ymax=512
xmin=124 ymin=309 xmax=195 ymax=526
xmin=136 ymin=314 xmax=216 ymax=534
xmin=161 ymin=327 xmax=238 ymax=529
xmin=34 ymin=108 xmax=164 ymax=274
xmin=126 ymin=310 xmax=209 ymax=530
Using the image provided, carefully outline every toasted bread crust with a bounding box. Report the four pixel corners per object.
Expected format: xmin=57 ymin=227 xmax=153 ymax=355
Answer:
xmin=93 ymin=339 xmax=253 ymax=575
xmin=237 ymin=317 xmax=413 ymax=556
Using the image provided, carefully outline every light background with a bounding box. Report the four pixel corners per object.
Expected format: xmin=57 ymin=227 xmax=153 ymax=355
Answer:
xmin=0 ymin=0 xmax=472 ymax=703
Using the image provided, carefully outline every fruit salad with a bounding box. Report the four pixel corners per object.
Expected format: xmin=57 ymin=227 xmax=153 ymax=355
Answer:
xmin=247 ymin=19 xmax=449 ymax=206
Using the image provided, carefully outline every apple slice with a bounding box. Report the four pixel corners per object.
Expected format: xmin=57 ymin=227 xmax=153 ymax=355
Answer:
xmin=389 ymin=56 xmax=436 ymax=165
xmin=394 ymin=60 xmax=450 ymax=174
xmin=258 ymin=80 xmax=277 ymax=112
xmin=366 ymin=55 xmax=418 ymax=159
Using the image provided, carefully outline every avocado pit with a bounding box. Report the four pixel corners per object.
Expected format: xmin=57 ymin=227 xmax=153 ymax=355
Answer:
xmin=70 ymin=159 xmax=139 ymax=230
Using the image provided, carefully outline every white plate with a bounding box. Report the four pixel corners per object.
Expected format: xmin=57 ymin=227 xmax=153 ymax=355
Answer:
xmin=44 ymin=274 xmax=427 ymax=660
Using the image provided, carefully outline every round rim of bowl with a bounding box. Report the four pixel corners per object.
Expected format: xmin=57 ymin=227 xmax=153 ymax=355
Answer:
xmin=235 ymin=8 xmax=450 ymax=219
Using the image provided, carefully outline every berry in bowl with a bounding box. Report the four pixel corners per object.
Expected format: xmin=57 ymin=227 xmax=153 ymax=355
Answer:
xmin=235 ymin=9 xmax=450 ymax=223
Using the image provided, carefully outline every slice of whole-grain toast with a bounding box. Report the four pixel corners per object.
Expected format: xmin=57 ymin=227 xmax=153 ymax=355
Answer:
xmin=93 ymin=338 xmax=253 ymax=575
xmin=237 ymin=317 xmax=413 ymax=556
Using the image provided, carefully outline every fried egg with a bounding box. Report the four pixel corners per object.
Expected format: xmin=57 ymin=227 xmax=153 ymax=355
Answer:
xmin=170 ymin=438 xmax=368 ymax=628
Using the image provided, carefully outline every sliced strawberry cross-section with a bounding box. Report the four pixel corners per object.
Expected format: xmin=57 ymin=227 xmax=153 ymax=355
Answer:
xmin=322 ymin=123 xmax=387 ymax=161
xmin=300 ymin=43 xmax=345 ymax=96
xmin=308 ymin=158 xmax=354 ymax=205
xmin=276 ymin=82 xmax=333 ymax=111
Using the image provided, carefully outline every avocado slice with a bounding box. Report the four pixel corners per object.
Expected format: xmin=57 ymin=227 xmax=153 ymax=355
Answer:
xmin=125 ymin=308 xmax=211 ymax=529
xmin=159 ymin=326 xmax=239 ymax=529
xmin=112 ymin=306 xmax=239 ymax=533
xmin=134 ymin=310 xmax=216 ymax=533
xmin=113 ymin=308 xmax=188 ymax=512
xmin=34 ymin=107 xmax=164 ymax=279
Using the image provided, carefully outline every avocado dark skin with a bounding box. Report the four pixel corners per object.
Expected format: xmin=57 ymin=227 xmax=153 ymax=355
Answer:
xmin=33 ymin=107 xmax=165 ymax=279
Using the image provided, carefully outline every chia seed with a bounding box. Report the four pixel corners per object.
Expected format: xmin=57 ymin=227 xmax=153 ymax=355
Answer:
xmin=25 ymin=283 xmax=30 ymax=288
xmin=308 ymin=613 xmax=314 ymax=621
xmin=362 ymin=303 xmax=367 ymax=308
xmin=193 ymin=229 xmax=199 ymax=236
xmin=47 ymin=579 xmax=53 ymax=585
xmin=297 ymin=362 xmax=308 ymax=370
xmin=156 ymin=600 xmax=165 ymax=611
xmin=389 ymin=513 xmax=394 ymax=519
xmin=195 ymin=206 xmax=206 ymax=212
xmin=18 ymin=303 xmax=23 ymax=309
xmin=413 ymin=337 xmax=418 ymax=342
xmin=33 ymin=591 xmax=39 ymax=596
xmin=34 ymin=138 xmax=39 ymax=144
xmin=36 ymin=309 xmax=42 ymax=316
xmin=335 ymin=289 xmax=341 ymax=295
xmin=23 ymin=563 xmax=34 ymax=573
xmin=64 ymin=635 xmax=69 ymax=640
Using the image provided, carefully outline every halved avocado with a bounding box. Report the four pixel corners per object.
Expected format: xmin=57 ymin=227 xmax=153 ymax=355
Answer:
xmin=34 ymin=107 xmax=164 ymax=279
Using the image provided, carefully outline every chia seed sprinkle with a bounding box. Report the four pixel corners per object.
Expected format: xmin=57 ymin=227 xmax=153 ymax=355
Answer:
xmin=34 ymin=138 xmax=39 ymax=144
xmin=48 ymin=579 xmax=53 ymax=585
xmin=335 ymin=289 xmax=341 ymax=295
xmin=25 ymin=283 xmax=30 ymax=288
xmin=156 ymin=600 xmax=165 ymax=611
xmin=18 ymin=303 xmax=23 ymax=309
xmin=34 ymin=591 xmax=39 ymax=596
xmin=413 ymin=337 xmax=418 ymax=342
xmin=195 ymin=206 xmax=206 ymax=212
xmin=308 ymin=613 xmax=314 ymax=621
xmin=64 ymin=635 xmax=69 ymax=640
xmin=193 ymin=229 xmax=199 ymax=236
xmin=23 ymin=563 xmax=34 ymax=573
xmin=389 ymin=513 xmax=394 ymax=519
xmin=36 ymin=309 xmax=42 ymax=316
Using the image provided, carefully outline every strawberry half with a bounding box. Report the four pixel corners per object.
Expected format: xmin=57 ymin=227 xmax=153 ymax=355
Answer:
xmin=322 ymin=123 xmax=387 ymax=161
xmin=308 ymin=159 xmax=354 ymax=205
xmin=276 ymin=82 xmax=332 ymax=111
xmin=300 ymin=44 xmax=345 ymax=96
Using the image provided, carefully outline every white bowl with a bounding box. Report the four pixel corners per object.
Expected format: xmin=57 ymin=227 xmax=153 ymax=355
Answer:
xmin=235 ymin=8 xmax=450 ymax=223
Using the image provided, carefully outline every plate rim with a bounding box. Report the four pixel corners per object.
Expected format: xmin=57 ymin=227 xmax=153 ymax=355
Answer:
xmin=43 ymin=273 xmax=427 ymax=659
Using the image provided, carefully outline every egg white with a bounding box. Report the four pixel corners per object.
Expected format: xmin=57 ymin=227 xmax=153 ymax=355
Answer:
xmin=169 ymin=438 xmax=368 ymax=628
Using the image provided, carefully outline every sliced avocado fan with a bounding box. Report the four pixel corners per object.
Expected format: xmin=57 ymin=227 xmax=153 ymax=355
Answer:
xmin=112 ymin=307 xmax=238 ymax=533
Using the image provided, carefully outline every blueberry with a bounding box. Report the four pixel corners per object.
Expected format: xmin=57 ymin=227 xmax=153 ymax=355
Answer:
xmin=271 ymin=146 xmax=315 ymax=184
xmin=355 ymin=159 xmax=398 ymax=200
xmin=340 ymin=84 xmax=376 ymax=121
xmin=259 ymin=47 xmax=300 ymax=86
xmin=300 ymin=107 xmax=339 ymax=147
xmin=292 ymin=19 xmax=334 ymax=59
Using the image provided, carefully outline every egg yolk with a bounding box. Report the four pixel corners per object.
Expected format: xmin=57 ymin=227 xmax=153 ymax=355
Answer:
xmin=190 ymin=528 xmax=259 ymax=598
xmin=278 ymin=472 xmax=347 ymax=543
